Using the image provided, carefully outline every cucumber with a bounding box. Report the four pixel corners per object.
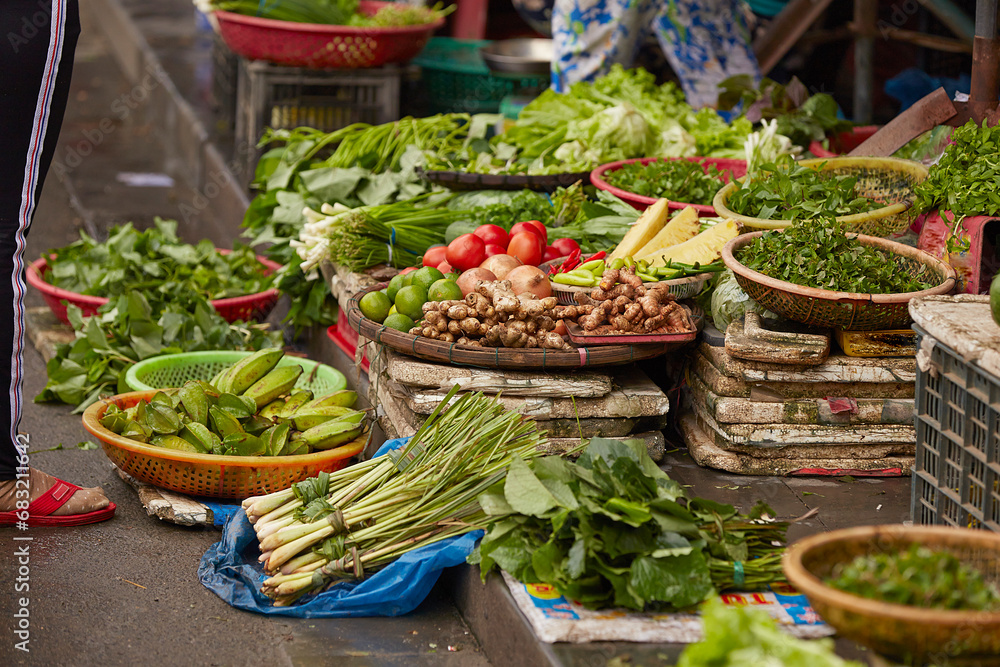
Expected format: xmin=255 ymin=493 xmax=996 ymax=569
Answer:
xmin=991 ymin=272 xmax=1000 ymax=327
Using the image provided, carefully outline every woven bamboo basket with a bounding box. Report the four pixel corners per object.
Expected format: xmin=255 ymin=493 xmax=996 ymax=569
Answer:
xmin=712 ymin=157 xmax=928 ymax=237
xmin=722 ymin=232 xmax=955 ymax=331
xmin=345 ymin=285 xmax=676 ymax=369
xmin=783 ymin=525 xmax=1000 ymax=662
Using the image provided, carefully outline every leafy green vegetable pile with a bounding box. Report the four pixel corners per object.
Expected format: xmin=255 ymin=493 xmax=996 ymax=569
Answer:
xmin=677 ymin=599 xmax=862 ymax=667
xmin=736 ymin=219 xmax=937 ymax=294
xmin=827 ymin=543 xmax=1000 ymax=611
xmin=472 ymin=438 xmax=788 ymax=611
xmin=210 ymin=0 xmax=451 ymax=27
xmin=36 ymin=294 xmax=280 ymax=412
xmin=914 ymin=119 xmax=1000 ymax=220
xmin=44 ymin=218 xmax=273 ymax=307
xmin=425 ymin=66 xmax=754 ymax=176
xmin=603 ymin=159 xmax=727 ymax=204
xmin=727 ymin=156 xmax=881 ymax=222
xmin=716 ymin=75 xmax=854 ymax=150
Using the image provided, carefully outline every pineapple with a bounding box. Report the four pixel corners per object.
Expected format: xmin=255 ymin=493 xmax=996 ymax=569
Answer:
xmin=633 ymin=206 xmax=700 ymax=258
xmin=638 ymin=218 xmax=741 ymax=267
xmin=608 ymin=198 xmax=670 ymax=261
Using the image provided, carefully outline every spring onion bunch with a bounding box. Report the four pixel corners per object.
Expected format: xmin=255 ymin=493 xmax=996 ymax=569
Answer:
xmin=242 ymin=386 xmax=551 ymax=606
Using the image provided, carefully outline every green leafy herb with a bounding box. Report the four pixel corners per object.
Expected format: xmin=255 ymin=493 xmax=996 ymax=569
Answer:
xmin=827 ymin=543 xmax=1000 ymax=611
xmin=36 ymin=293 xmax=280 ymax=413
xmin=728 ymin=156 xmax=881 ymax=222
xmin=472 ymin=438 xmax=788 ymax=611
xmin=603 ymin=159 xmax=728 ymax=204
xmin=736 ymin=218 xmax=936 ymax=294
xmin=678 ymin=599 xmax=863 ymax=666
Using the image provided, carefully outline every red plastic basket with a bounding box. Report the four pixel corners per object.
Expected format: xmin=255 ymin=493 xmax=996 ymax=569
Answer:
xmin=327 ymin=318 xmax=370 ymax=373
xmin=26 ymin=252 xmax=282 ymax=326
xmin=590 ymin=156 xmax=747 ymax=214
xmin=214 ymin=2 xmax=445 ymax=69
xmin=809 ymin=125 xmax=879 ymax=158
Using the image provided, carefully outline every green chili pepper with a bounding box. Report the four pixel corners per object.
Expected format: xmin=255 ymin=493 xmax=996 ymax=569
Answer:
xmin=636 ymin=272 xmax=658 ymax=283
xmin=623 ymin=256 xmax=636 ymax=270
xmin=608 ymin=258 xmax=625 ymax=271
xmin=636 ymin=259 xmax=649 ymax=272
xmin=553 ymin=272 xmax=596 ymax=287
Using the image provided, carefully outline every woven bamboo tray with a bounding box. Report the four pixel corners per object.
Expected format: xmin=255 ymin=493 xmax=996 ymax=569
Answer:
xmin=712 ymin=157 xmax=928 ymax=237
xmin=723 ymin=232 xmax=955 ymax=331
xmin=784 ymin=525 xmax=1000 ymax=661
xmin=345 ymin=285 xmax=672 ymax=369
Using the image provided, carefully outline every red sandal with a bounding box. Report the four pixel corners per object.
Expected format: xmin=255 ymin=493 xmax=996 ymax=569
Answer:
xmin=0 ymin=478 xmax=116 ymax=527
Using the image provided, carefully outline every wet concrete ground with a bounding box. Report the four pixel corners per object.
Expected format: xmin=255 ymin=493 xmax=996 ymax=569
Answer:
xmin=0 ymin=2 xmax=911 ymax=665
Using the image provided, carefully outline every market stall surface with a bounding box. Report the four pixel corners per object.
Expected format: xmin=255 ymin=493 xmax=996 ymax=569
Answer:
xmin=3 ymin=1 xmax=911 ymax=665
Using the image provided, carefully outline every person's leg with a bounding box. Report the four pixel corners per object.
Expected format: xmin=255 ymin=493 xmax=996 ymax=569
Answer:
xmin=550 ymin=0 xmax=660 ymax=92
xmin=0 ymin=0 xmax=112 ymax=522
xmin=652 ymin=0 xmax=761 ymax=108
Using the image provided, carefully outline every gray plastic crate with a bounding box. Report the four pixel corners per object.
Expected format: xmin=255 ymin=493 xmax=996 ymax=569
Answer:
xmin=234 ymin=60 xmax=403 ymax=181
xmin=912 ymin=323 xmax=1000 ymax=531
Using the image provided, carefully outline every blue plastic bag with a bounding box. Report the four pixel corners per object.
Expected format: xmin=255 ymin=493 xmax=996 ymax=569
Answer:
xmin=197 ymin=438 xmax=483 ymax=617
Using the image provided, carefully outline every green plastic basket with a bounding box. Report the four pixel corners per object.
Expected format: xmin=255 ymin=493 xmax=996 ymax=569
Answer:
xmin=412 ymin=37 xmax=546 ymax=114
xmin=124 ymin=351 xmax=347 ymax=395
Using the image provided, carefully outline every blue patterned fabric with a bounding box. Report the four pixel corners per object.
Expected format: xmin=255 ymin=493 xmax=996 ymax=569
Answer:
xmin=551 ymin=0 xmax=760 ymax=107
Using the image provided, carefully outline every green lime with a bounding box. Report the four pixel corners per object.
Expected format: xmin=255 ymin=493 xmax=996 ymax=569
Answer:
xmin=383 ymin=313 xmax=416 ymax=333
xmin=388 ymin=304 xmax=397 ymax=316
xmin=428 ymin=279 xmax=462 ymax=302
xmin=387 ymin=274 xmax=406 ymax=302
xmin=444 ymin=273 xmax=460 ymax=282
xmin=411 ymin=266 xmax=445 ymax=293
xmin=359 ymin=290 xmax=392 ymax=323
xmin=394 ymin=285 xmax=428 ymax=321
xmin=401 ymin=272 xmax=414 ymax=288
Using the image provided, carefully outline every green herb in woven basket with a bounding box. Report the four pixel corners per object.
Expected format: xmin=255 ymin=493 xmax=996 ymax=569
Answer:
xmin=827 ymin=543 xmax=1000 ymax=612
xmin=604 ymin=159 xmax=726 ymax=204
xmin=728 ymin=156 xmax=882 ymax=222
xmin=735 ymin=218 xmax=936 ymax=294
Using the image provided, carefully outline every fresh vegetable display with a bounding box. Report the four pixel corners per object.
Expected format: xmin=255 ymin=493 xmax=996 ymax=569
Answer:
xmin=98 ymin=349 xmax=368 ymax=456
xmin=603 ymin=159 xmax=729 ymax=205
xmin=609 ymin=203 xmax=740 ymax=269
xmin=209 ymin=0 xmax=452 ymax=27
xmin=472 ymin=438 xmax=788 ymax=610
xmin=42 ymin=218 xmax=273 ymax=305
xmin=727 ymin=156 xmax=882 ymax=222
xmin=242 ymin=386 xmax=550 ymax=605
xmin=36 ymin=293 xmax=281 ymax=412
xmin=826 ymin=544 xmax=1000 ymax=611
xmin=677 ymin=599 xmax=862 ymax=667
xmin=569 ymin=265 xmax=697 ymax=335
xmin=736 ymin=218 xmax=937 ymax=294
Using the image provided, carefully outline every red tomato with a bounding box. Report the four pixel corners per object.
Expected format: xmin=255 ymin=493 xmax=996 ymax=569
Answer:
xmin=399 ymin=266 xmax=419 ymax=275
xmin=422 ymin=245 xmax=448 ymax=268
xmin=484 ymin=244 xmax=507 ymax=258
xmin=437 ymin=260 xmax=454 ymax=274
xmin=473 ymin=224 xmax=509 ymax=250
xmin=550 ymin=237 xmax=580 ymax=257
xmin=510 ymin=221 xmax=546 ymax=244
xmin=446 ymin=233 xmax=487 ymax=272
xmin=507 ymin=232 xmax=544 ymax=266
xmin=542 ymin=245 xmax=562 ymax=263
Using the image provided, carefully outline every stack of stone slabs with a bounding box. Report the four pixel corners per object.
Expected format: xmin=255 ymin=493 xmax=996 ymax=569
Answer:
xmin=680 ymin=339 xmax=917 ymax=476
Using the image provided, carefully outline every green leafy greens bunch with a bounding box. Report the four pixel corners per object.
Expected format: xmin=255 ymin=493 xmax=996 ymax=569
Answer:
xmin=727 ymin=156 xmax=881 ymax=222
xmin=472 ymin=438 xmax=788 ymax=611
xmin=603 ymin=159 xmax=728 ymax=204
xmin=736 ymin=218 xmax=937 ymax=294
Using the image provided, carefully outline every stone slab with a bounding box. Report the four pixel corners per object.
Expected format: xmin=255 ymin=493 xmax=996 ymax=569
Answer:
xmin=909 ymin=294 xmax=1000 ymax=379
xmin=26 ymin=306 xmax=76 ymax=362
xmin=698 ymin=342 xmax=917 ymax=384
xmin=115 ymin=466 xmax=216 ymax=527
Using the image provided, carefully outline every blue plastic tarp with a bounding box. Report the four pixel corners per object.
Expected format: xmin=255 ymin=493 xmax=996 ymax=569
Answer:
xmin=197 ymin=438 xmax=483 ymax=617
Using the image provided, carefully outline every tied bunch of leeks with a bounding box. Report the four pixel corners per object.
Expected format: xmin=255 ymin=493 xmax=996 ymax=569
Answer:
xmin=242 ymin=386 xmax=549 ymax=606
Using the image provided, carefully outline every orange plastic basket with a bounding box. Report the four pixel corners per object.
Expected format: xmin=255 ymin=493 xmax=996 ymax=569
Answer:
xmin=82 ymin=391 xmax=365 ymax=499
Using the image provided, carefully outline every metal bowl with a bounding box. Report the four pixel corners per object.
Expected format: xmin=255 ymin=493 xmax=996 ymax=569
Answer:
xmin=480 ymin=38 xmax=552 ymax=76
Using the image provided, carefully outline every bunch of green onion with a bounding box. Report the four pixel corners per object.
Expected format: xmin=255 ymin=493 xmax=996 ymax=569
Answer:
xmin=242 ymin=386 xmax=550 ymax=606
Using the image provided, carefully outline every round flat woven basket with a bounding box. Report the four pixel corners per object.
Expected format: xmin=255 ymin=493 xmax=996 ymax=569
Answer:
xmin=418 ymin=168 xmax=591 ymax=192
xmin=26 ymin=252 xmax=281 ymax=326
xmin=590 ymin=156 xmax=747 ymax=213
xmin=82 ymin=391 xmax=364 ymax=498
xmin=722 ymin=232 xmax=955 ymax=331
xmin=214 ymin=2 xmax=444 ymax=69
xmin=346 ymin=285 xmax=672 ymax=369
xmin=124 ymin=350 xmax=346 ymax=395
xmin=712 ymin=157 xmax=928 ymax=237
xmin=783 ymin=525 xmax=1000 ymax=661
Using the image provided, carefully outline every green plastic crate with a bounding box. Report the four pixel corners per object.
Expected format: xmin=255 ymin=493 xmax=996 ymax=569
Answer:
xmin=124 ymin=350 xmax=347 ymax=396
xmin=412 ymin=37 xmax=546 ymax=114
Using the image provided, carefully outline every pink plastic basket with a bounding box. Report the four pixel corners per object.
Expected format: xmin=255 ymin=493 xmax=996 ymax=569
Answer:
xmin=214 ymin=2 xmax=445 ymax=69
xmin=590 ymin=156 xmax=747 ymax=214
xmin=26 ymin=252 xmax=281 ymax=325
